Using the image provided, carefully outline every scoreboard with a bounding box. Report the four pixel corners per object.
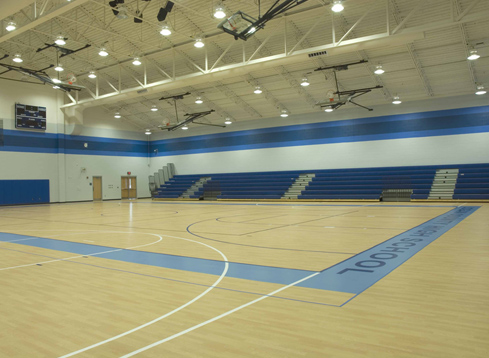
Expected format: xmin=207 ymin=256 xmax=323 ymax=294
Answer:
xmin=16 ymin=103 xmax=46 ymax=130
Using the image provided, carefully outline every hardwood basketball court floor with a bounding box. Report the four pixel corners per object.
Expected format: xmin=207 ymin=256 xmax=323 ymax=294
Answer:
xmin=0 ymin=200 xmax=487 ymax=357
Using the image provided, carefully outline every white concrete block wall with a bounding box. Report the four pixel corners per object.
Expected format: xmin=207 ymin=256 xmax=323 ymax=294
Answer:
xmin=1 ymin=80 xmax=489 ymax=203
xmin=0 ymin=80 xmax=151 ymax=203
xmin=150 ymin=132 xmax=489 ymax=175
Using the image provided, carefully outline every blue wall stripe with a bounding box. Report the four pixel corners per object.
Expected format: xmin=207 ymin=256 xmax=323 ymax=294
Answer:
xmin=151 ymin=106 xmax=489 ymax=156
xmin=0 ymin=105 xmax=488 ymax=157
xmin=0 ymin=131 xmax=149 ymax=157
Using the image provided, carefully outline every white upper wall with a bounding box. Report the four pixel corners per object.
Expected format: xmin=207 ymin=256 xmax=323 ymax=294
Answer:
xmin=0 ymin=79 xmax=64 ymax=133
xmin=81 ymin=106 xmax=149 ymax=140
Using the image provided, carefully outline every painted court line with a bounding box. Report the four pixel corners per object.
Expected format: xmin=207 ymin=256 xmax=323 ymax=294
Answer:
xmin=1 ymin=243 xmax=342 ymax=308
xmin=119 ymin=206 xmax=480 ymax=357
xmin=298 ymin=206 xmax=480 ymax=294
xmin=0 ymin=231 xmax=164 ymax=271
xmin=58 ymin=235 xmax=230 ymax=358
xmin=120 ymin=271 xmax=321 ymax=358
xmin=1 ymin=206 xmax=479 ymax=293
xmin=150 ymin=201 xmax=458 ymax=208
xmin=187 ymin=218 xmax=356 ymax=254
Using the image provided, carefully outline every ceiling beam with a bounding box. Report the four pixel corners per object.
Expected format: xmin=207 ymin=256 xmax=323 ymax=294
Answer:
xmin=60 ymin=30 xmax=425 ymax=109
xmin=59 ymin=4 xmax=489 ymax=110
xmin=0 ymin=0 xmax=91 ymax=45
xmin=0 ymin=0 xmax=36 ymax=21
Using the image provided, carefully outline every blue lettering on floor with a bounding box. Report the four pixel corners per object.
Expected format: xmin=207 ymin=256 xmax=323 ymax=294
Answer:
xmin=297 ymin=206 xmax=479 ymax=294
xmin=0 ymin=206 xmax=479 ymax=296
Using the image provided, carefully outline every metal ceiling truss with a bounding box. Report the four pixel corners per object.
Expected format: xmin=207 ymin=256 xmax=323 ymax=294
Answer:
xmin=333 ymin=11 xmax=392 ymax=102
xmin=245 ymin=73 xmax=290 ymax=114
xmin=453 ymin=0 xmax=478 ymax=90
xmin=214 ymin=81 xmax=263 ymax=118
xmin=0 ymin=0 xmax=487 ymax=127
xmin=389 ymin=0 xmax=434 ymax=97
xmin=54 ymin=0 xmax=489 ymax=110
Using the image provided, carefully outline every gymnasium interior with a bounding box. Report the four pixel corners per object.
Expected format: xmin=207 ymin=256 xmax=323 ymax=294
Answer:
xmin=0 ymin=0 xmax=488 ymax=357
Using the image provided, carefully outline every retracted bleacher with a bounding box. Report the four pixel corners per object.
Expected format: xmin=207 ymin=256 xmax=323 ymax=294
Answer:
xmin=208 ymin=172 xmax=299 ymax=199
xmin=299 ymin=167 xmax=434 ymax=200
xmin=453 ymin=166 xmax=489 ymax=200
xmin=154 ymin=175 xmax=203 ymax=198
xmin=153 ymin=164 xmax=489 ymax=201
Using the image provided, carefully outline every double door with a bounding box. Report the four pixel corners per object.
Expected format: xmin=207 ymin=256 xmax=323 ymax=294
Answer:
xmin=121 ymin=176 xmax=137 ymax=199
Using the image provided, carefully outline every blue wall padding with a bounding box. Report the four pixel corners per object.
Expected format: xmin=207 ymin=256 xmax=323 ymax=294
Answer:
xmin=0 ymin=180 xmax=49 ymax=205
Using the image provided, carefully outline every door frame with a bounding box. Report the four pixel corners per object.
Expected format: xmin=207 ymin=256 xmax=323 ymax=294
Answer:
xmin=121 ymin=176 xmax=137 ymax=199
xmin=92 ymin=176 xmax=102 ymax=201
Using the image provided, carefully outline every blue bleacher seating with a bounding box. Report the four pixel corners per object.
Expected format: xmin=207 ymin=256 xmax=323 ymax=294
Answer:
xmin=153 ymin=164 xmax=489 ymax=201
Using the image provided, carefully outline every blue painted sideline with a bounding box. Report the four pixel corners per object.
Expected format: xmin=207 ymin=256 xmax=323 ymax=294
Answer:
xmin=0 ymin=233 xmax=314 ymax=285
xmin=297 ymin=206 xmax=479 ymax=293
xmin=0 ymin=206 xmax=478 ymax=296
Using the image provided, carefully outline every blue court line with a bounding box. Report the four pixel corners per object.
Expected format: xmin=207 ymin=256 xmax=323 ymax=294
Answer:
xmin=0 ymin=206 xmax=478 ymax=298
xmin=297 ymin=206 xmax=479 ymax=294
xmin=0 ymin=245 xmax=340 ymax=307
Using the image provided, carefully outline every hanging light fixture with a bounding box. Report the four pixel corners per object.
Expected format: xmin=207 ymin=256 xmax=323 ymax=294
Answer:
xmin=300 ymin=77 xmax=310 ymax=86
xmin=160 ymin=22 xmax=172 ymax=36
xmin=475 ymin=85 xmax=486 ymax=95
xmin=132 ymin=57 xmax=142 ymax=66
xmin=6 ymin=21 xmax=16 ymax=32
xmin=194 ymin=37 xmax=205 ymax=48
xmin=151 ymin=105 xmax=158 ymax=112
xmin=145 ymin=129 xmax=152 ymax=135
xmin=392 ymin=95 xmax=402 ymax=104
xmin=55 ymin=35 xmax=66 ymax=46
xmin=374 ymin=65 xmax=385 ymax=75
xmin=254 ymin=86 xmax=262 ymax=94
xmin=54 ymin=63 xmax=64 ymax=72
xmin=88 ymin=71 xmax=97 ymax=79
xmin=213 ymin=3 xmax=226 ymax=19
xmin=280 ymin=109 xmax=289 ymax=117
xmin=195 ymin=96 xmax=203 ymax=104
xmin=224 ymin=118 xmax=232 ymax=124
xmin=52 ymin=78 xmax=61 ymax=83
xmin=115 ymin=5 xmax=129 ymax=19
xmin=53 ymin=85 xmax=61 ymax=89
xmin=324 ymin=106 xmax=334 ymax=112
xmin=99 ymin=48 xmax=109 ymax=57
xmin=331 ymin=1 xmax=344 ymax=13
xmin=182 ymin=125 xmax=189 ymax=130
xmin=12 ymin=54 xmax=23 ymax=63
xmin=467 ymin=49 xmax=480 ymax=61
xmin=114 ymin=112 xmax=121 ymax=118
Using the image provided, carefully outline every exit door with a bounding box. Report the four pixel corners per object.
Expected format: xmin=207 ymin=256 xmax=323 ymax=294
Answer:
xmin=93 ymin=176 xmax=102 ymax=201
xmin=121 ymin=176 xmax=137 ymax=199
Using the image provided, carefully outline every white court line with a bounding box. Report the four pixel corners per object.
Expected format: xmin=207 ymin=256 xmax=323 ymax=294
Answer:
xmin=57 ymin=233 xmax=229 ymax=358
xmin=0 ymin=237 xmax=38 ymax=243
xmin=0 ymin=231 xmax=163 ymax=272
xmin=120 ymin=271 xmax=320 ymax=358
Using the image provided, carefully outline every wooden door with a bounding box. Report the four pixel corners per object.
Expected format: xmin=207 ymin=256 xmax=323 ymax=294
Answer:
xmin=129 ymin=177 xmax=137 ymax=199
xmin=93 ymin=177 xmax=102 ymax=201
xmin=121 ymin=176 xmax=137 ymax=199
xmin=121 ymin=177 xmax=129 ymax=199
